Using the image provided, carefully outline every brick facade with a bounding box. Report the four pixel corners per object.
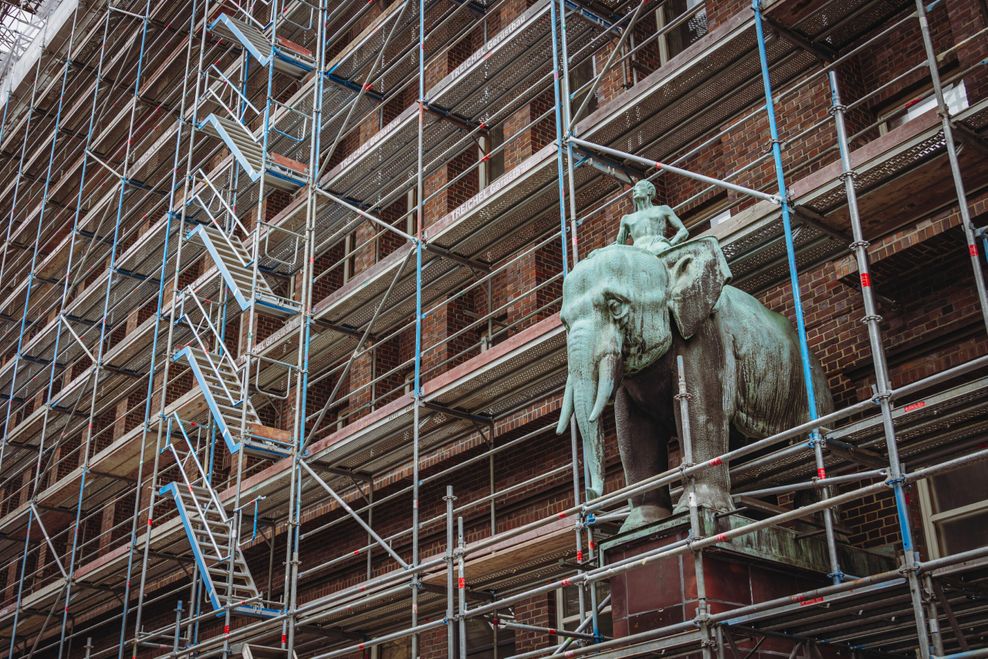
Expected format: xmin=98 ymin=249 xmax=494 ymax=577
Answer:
xmin=3 ymin=0 xmax=987 ymax=655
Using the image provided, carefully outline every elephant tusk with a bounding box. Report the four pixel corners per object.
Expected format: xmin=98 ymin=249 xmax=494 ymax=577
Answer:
xmin=556 ymin=376 xmax=574 ymax=435
xmin=588 ymin=354 xmax=618 ymax=423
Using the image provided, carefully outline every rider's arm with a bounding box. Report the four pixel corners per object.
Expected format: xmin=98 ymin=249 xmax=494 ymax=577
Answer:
xmin=664 ymin=206 xmax=689 ymax=244
xmin=615 ymin=216 xmax=630 ymax=245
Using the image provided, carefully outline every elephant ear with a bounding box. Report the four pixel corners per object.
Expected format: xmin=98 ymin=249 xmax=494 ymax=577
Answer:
xmin=660 ymin=236 xmax=732 ymax=340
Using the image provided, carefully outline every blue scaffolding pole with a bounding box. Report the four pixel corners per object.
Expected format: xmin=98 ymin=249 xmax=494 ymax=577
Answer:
xmin=286 ymin=0 xmax=327 ymax=651
xmin=411 ymin=0 xmax=426 ymax=652
xmin=750 ymin=0 xmax=843 ymax=589
xmin=129 ymin=0 xmax=214 ymax=650
xmin=4 ymin=6 xmax=83 ymax=657
xmin=33 ymin=8 xmax=113 ymax=658
xmin=58 ymin=5 xmax=153 ymax=657
xmin=0 ymin=19 xmax=53 ymax=460
xmin=116 ymin=0 xmax=202 ymax=654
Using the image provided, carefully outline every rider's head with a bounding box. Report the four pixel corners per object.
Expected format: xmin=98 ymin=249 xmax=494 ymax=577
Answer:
xmin=631 ymin=179 xmax=655 ymax=207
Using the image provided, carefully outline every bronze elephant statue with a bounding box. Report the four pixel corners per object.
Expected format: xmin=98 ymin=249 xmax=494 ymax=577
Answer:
xmin=556 ymin=237 xmax=833 ymax=531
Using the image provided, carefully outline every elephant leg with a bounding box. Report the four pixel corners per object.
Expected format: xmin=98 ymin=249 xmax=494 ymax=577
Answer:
xmin=615 ymin=387 xmax=671 ymax=532
xmin=674 ymin=353 xmax=735 ymax=514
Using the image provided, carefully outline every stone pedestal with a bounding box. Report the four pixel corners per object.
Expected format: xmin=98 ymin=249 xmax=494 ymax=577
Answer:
xmin=601 ymin=509 xmax=894 ymax=655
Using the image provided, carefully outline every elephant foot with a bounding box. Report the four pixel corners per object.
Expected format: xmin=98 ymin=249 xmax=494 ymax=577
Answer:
xmin=674 ymin=483 xmax=735 ymax=515
xmin=618 ymin=504 xmax=671 ymax=534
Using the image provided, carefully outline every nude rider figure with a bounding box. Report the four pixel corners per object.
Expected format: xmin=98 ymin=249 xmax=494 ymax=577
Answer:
xmin=615 ymin=180 xmax=689 ymax=256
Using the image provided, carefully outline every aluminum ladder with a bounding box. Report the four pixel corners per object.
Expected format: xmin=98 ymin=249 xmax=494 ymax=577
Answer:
xmin=161 ymin=418 xmax=280 ymax=618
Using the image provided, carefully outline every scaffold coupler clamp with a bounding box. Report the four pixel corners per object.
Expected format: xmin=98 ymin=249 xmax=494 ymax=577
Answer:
xmin=885 ymin=474 xmax=906 ymax=489
xmin=898 ymin=552 xmax=922 ymax=577
xmin=870 ymin=387 xmax=892 ymax=407
xmin=828 ymin=102 xmax=848 ymax=116
xmin=582 ymin=511 xmax=597 ymax=528
xmin=769 ymin=191 xmax=791 ymax=207
xmin=838 ymin=168 xmax=858 ymax=183
xmin=766 ymin=137 xmax=786 ymax=157
xmin=807 ymin=430 xmax=823 ymax=449
xmin=827 ymin=569 xmax=846 ymax=583
xmin=694 ymin=602 xmax=712 ymax=631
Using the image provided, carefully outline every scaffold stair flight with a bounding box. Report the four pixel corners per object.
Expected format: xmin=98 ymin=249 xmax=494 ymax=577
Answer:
xmin=159 ymin=433 xmax=279 ymax=618
xmin=209 ymin=11 xmax=314 ymax=78
xmin=188 ymin=222 xmax=301 ymax=317
xmin=198 ymin=113 xmax=308 ymax=189
xmin=172 ymin=343 xmax=293 ymax=458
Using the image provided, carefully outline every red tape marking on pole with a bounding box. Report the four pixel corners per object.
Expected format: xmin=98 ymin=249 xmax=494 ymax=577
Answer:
xmin=860 ymin=272 xmax=871 ymax=287
xmin=903 ymin=401 xmax=926 ymax=413
xmin=458 ymin=577 xmax=465 ymax=589
xmin=817 ymin=468 xmax=826 ymax=480
xmin=969 ymin=244 xmax=978 ymax=257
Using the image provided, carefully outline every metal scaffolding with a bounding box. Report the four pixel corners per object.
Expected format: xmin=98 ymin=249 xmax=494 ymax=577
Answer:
xmin=0 ymin=0 xmax=986 ymax=657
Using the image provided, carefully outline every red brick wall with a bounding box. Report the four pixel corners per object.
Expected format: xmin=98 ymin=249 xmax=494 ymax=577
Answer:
xmin=45 ymin=0 xmax=988 ymax=654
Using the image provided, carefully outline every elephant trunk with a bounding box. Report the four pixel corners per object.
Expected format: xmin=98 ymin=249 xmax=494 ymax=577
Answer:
xmin=556 ymin=327 xmax=622 ymax=501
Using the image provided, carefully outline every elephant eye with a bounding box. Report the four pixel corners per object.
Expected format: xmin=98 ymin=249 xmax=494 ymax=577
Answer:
xmin=606 ymin=296 xmax=628 ymax=320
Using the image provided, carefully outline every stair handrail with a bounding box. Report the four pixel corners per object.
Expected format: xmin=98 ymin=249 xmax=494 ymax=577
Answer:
xmin=166 ymin=415 xmax=230 ymax=560
xmin=169 ymin=413 xmax=231 ymax=524
xmin=204 ymin=63 xmax=260 ymax=121
xmin=279 ymin=0 xmax=316 ymax=31
xmin=178 ymin=289 xmax=241 ymax=406
xmin=194 ymin=168 xmax=252 ymax=248
xmin=184 ymin=288 xmax=242 ymax=380
xmin=268 ymin=96 xmax=309 ymax=144
xmin=259 ymin=220 xmax=302 ymax=270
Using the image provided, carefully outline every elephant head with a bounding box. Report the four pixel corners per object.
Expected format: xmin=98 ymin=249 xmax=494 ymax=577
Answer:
xmin=556 ymin=237 xmax=732 ymax=499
